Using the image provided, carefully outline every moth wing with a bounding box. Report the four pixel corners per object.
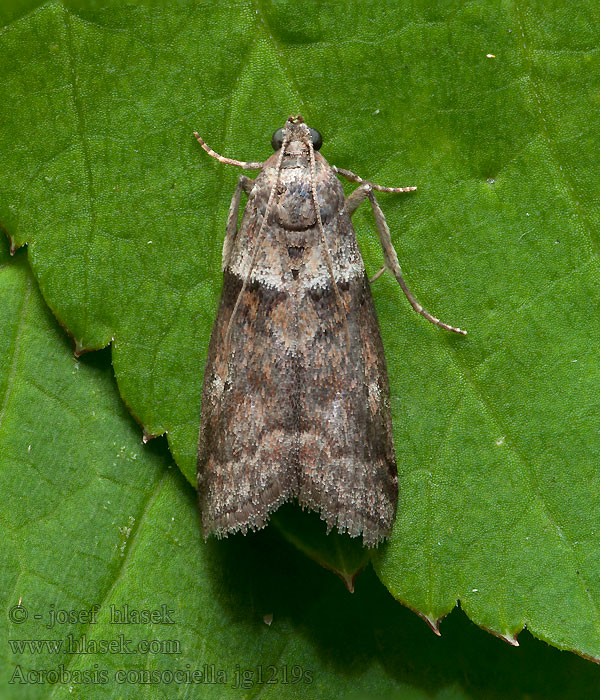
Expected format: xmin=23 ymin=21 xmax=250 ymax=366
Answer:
xmin=296 ymin=211 xmax=398 ymax=547
xmin=197 ymin=241 xmax=299 ymax=538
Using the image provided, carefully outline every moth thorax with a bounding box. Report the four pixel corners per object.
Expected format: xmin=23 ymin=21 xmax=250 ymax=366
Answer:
xmin=274 ymin=181 xmax=317 ymax=231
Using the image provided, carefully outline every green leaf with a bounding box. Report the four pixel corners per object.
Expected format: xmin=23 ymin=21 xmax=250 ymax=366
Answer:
xmin=1 ymin=0 xmax=600 ymax=659
xmin=2 ymin=235 xmax=600 ymax=698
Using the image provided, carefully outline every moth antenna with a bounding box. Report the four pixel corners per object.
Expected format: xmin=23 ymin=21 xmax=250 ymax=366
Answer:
xmin=193 ymin=132 xmax=264 ymax=170
xmin=308 ymin=138 xmax=351 ymax=347
xmin=223 ymin=133 xmax=290 ymax=357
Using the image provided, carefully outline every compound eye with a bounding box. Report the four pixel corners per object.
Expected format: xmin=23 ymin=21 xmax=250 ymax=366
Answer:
xmin=309 ymin=127 xmax=322 ymax=151
xmin=271 ymin=128 xmax=284 ymax=150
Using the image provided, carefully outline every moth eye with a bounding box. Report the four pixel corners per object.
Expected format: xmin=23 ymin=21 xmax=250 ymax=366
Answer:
xmin=271 ymin=128 xmax=284 ymax=150
xmin=309 ymin=127 xmax=322 ymax=151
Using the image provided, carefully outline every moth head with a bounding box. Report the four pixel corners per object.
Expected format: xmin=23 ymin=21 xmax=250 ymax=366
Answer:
xmin=271 ymin=116 xmax=322 ymax=152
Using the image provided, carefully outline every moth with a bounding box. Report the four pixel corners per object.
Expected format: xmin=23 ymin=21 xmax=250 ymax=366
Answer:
xmin=194 ymin=115 xmax=465 ymax=547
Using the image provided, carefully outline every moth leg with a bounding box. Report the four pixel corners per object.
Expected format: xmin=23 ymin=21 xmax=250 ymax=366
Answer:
xmin=345 ymin=182 xmax=372 ymax=216
xmin=369 ymin=266 xmax=386 ymax=283
xmin=333 ymin=165 xmax=417 ymax=193
xmin=347 ymin=184 xmax=467 ymax=335
xmin=193 ymin=132 xmax=264 ymax=170
xmin=222 ymin=175 xmax=254 ymax=270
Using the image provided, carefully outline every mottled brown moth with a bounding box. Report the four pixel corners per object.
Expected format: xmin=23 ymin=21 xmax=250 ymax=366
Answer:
xmin=194 ymin=116 xmax=465 ymax=548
